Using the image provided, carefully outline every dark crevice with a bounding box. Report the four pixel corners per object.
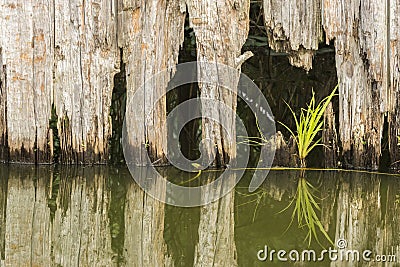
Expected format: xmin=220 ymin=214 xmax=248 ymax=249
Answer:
xmin=0 ymin=63 xmax=9 ymax=163
xmin=49 ymin=104 xmax=61 ymax=163
xmin=167 ymin=13 xmax=200 ymax=161
xmin=379 ymin=114 xmax=391 ymax=172
xmin=34 ymin=134 xmax=38 ymax=164
xmin=109 ymin=48 xmax=127 ymax=164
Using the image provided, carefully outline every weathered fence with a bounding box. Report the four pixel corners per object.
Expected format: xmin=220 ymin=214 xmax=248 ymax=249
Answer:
xmin=0 ymin=0 xmax=399 ymax=169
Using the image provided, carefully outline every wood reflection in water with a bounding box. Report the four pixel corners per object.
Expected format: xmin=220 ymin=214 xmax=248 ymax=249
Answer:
xmin=381 ymin=178 xmax=400 ymax=265
xmin=123 ymin=168 xmax=172 ymax=267
xmin=318 ymin=171 xmax=339 ymax=233
xmin=332 ymin=174 xmax=400 ymax=267
xmin=194 ymin=172 xmax=238 ymax=267
xmin=0 ymin=167 xmax=7 ymax=262
xmin=2 ymin=167 xmax=52 ymax=266
xmin=1 ymin=166 xmax=400 ymax=267
xmin=0 ymin=167 xmax=117 ymax=266
xmin=52 ymin=167 xmax=114 ymax=266
xmin=0 ymin=166 xmax=175 ymax=267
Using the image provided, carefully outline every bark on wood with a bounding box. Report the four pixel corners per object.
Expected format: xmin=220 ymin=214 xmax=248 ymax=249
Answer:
xmin=1 ymin=1 xmax=187 ymax=165
xmin=263 ymin=0 xmax=400 ymax=169
xmin=0 ymin=0 xmax=398 ymax=169
xmin=323 ymin=0 xmax=389 ymax=170
xmin=0 ymin=1 xmax=121 ymax=164
xmin=119 ymin=0 xmax=185 ymax=166
xmin=263 ymin=0 xmax=323 ymax=71
xmin=123 ymin=168 xmax=173 ymax=266
xmin=323 ymin=102 xmax=339 ymax=168
xmin=0 ymin=51 xmax=7 ymax=162
xmin=186 ymin=0 xmax=251 ymax=167
xmin=389 ymin=0 xmax=400 ymax=170
xmin=54 ymin=0 xmax=120 ymax=163
xmin=270 ymin=131 xmax=297 ymax=167
xmin=0 ymin=1 xmax=54 ymax=163
xmin=194 ymin=172 xmax=237 ymax=267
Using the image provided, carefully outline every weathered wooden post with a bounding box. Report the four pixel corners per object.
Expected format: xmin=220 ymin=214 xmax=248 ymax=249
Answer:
xmin=1 ymin=0 xmax=399 ymax=169
xmin=323 ymin=0 xmax=389 ymax=169
xmin=388 ymin=1 xmax=400 ymax=170
xmin=1 ymin=1 xmax=54 ymax=163
xmin=119 ymin=0 xmax=185 ymax=166
xmin=53 ymin=0 xmax=121 ymax=164
xmin=186 ymin=0 xmax=251 ymax=167
xmin=0 ymin=50 xmax=7 ymax=161
xmin=0 ymin=1 xmax=121 ymax=164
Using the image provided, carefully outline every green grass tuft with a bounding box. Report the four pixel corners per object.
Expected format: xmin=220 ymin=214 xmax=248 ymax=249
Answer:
xmin=279 ymin=85 xmax=338 ymax=168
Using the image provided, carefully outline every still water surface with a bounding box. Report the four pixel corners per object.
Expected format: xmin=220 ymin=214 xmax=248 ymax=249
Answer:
xmin=0 ymin=165 xmax=399 ymax=266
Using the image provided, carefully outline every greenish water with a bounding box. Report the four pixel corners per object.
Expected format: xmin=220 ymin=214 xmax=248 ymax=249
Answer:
xmin=0 ymin=165 xmax=399 ymax=266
